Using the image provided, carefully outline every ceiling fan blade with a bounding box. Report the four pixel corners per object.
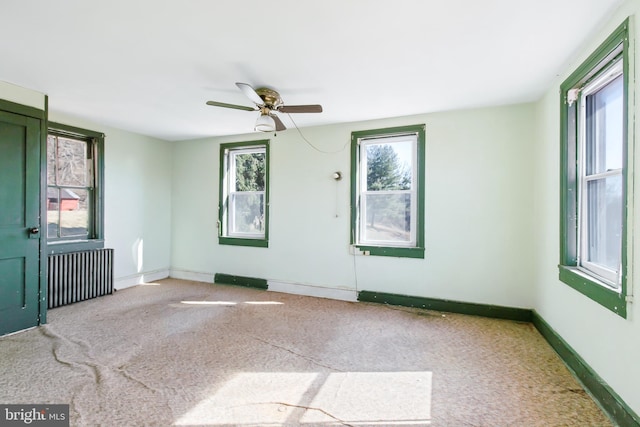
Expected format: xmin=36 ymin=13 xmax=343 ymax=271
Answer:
xmin=206 ymin=101 xmax=256 ymax=111
xmin=272 ymin=114 xmax=287 ymax=131
xmin=278 ymin=104 xmax=323 ymax=113
xmin=235 ymin=82 xmax=265 ymax=106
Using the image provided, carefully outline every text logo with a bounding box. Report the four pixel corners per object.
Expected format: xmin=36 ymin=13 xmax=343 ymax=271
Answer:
xmin=0 ymin=405 xmax=69 ymax=427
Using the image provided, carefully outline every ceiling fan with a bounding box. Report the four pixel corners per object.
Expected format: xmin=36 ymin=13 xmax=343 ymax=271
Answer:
xmin=206 ymin=82 xmax=323 ymax=132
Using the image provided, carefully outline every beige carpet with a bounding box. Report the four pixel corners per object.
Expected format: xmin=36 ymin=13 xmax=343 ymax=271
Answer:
xmin=0 ymin=278 xmax=612 ymax=426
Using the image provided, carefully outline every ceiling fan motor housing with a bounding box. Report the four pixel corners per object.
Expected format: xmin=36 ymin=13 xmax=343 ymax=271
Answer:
xmin=255 ymin=87 xmax=283 ymax=109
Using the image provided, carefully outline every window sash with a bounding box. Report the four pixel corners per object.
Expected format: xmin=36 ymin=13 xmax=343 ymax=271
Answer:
xmin=576 ymin=59 xmax=624 ymax=288
xmin=577 ymin=173 xmax=623 ymax=286
xmin=357 ymin=135 xmax=418 ymax=247
xmin=223 ymin=145 xmax=267 ymax=240
xmin=46 ymin=133 xmax=97 ymax=241
xmin=229 ymin=148 xmax=266 ymax=192
xmin=228 ymin=190 xmax=265 ymax=238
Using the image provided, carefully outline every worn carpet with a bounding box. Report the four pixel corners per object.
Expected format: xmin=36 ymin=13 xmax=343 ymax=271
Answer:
xmin=0 ymin=278 xmax=612 ymax=426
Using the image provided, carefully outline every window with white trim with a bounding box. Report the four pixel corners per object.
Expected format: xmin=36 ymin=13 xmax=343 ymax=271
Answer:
xmin=351 ymin=125 xmax=425 ymax=258
xmin=47 ymin=123 xmax=104 ymax=252
xmin=219 ymin=140 xmax=269 ymax=247
xmin=577 ymin=59 xmax=623 ymax=287
xmin=559 ymin=19 xmax=630 ymax=317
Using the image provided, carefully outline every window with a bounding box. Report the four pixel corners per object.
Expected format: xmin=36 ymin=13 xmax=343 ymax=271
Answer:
xmin=47 ymin=123 xmax=104 ymax=252
xmin=559 ymin=19 xmax=630 ymax=317
xmin=351 ymin=125 xmax=425 ymax=258
xmin=219 ymin=140 xmax=269 ymax=247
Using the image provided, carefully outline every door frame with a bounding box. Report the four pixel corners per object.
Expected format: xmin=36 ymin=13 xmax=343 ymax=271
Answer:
xmin=0 ymin=97 xmax=48 ymax=327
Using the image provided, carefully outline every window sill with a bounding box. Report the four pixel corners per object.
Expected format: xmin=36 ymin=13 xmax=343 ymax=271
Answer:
xmin=355 ymin=245 xmax=424 ymax=259
xmin=219 ymin=237 xmax=268 ymax=248
xmin=558 ymin=265 xmax=626 ymax=318
xmin=47 ymin=239 xmax=105 ymax=255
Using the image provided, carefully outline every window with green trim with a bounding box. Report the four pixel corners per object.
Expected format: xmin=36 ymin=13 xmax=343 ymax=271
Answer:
xmin=46 ymin=123 xmax=104 ymax=252
xmin=219 ymin=140 xmax=269 ymax=248
xmin=559 ymin=19 xmax=630 ymax=317
xmin=351 ymin=125 xmax=425 ymax=258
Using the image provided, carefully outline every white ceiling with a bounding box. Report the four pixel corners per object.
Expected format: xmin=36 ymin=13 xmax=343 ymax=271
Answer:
xmin=0 ymin=0 xmax=623 ymax=141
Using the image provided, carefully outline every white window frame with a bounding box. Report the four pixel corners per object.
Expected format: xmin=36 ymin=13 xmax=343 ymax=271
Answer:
xmin=357 ymin=134 xmax=418 ymax=248
xmin=46 ymin=123 xmax=105 ymax=252
xmin=226 ymin=147 xmax=266 ymax=239
xmin=219 ymin=141 xmax=269 ymax=247
xmin=558 ymin=18 xmax=630 ymax=318
xmin=576 ymin=59 xmax=624 ymax=288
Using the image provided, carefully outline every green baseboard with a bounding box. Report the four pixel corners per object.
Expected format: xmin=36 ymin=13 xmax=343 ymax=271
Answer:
xmin=358 ymin=290 xmax=639 ymax=427
xmin=532 ymin=312 xmax=640 ymax=427
xmin=357 ymin=290 xmax=532 ymax=322
xmin=214 ymin=273 xmax=268 ymax=290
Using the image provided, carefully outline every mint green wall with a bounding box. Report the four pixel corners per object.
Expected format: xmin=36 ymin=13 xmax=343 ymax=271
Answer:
xmin=533 ymin=0 xmax=640 ymax=415
xmin=0 ymin=83 xmax=173 ymax=288
xmin=0 ymin=81 xmax=44 ymax=110
xmin=48 ymin=112 xmax=173 ymax=288
xmin=171 ymin=103 xmax=536 ymax=308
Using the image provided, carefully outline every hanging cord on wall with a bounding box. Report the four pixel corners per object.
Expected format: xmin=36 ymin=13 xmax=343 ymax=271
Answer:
xmin=286 ymin=112 xmax=359 ymax=292
xmin=334 ymin=178 xmax=340 ymax=218
xmin=352 ymin=249 xmax=360 ymax=294
xmin=350 ymin=207 xmax=360 ymax=293
xmin=286 ymin=113 xmax=350 ymax=154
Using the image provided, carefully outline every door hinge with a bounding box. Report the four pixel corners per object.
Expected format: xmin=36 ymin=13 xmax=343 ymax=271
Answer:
xmin=625 ymin=295 xmax=634 ymax=303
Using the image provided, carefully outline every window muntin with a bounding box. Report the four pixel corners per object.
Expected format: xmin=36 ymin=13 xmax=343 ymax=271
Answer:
xmin=47 ymin=132 xmax=97 ymax=241
xmin=219 ymin=141 xmax=269 ymax=247
xmin=578 ymin=61 xmax=624 ymax=287
xmin=351 ymin=125 xmax=425 ymax=258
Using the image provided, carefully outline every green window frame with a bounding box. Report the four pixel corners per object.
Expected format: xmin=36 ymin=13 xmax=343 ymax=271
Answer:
xmin=46 ymin=122 xmax=104 ymax=254
xmin=559 ymin=19 xmax=631 ymax=317
xmin=218 ymin=140 xmax=270 ymax=248
xmin=350 ymin=125 xmax=425 ymax=258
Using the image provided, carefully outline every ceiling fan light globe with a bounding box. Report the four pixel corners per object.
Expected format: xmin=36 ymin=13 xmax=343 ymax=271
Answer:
xmin=255 ymin=114 xmax=276 ymax=132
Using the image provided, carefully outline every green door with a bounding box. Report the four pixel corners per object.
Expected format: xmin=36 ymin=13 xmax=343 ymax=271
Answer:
xmin=0 ymin=110 xmax=41 ymax=336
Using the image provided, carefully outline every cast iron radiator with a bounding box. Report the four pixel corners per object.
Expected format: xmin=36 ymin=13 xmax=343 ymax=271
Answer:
xmin=47 ymin=248 xmax=114 ymax=309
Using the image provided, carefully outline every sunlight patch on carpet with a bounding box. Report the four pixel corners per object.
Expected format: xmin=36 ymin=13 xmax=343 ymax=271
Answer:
xmin=174 ymin=371 xmax=432 ymax=426
xmin=175 ymin=300 xmax=284 ymax=307
xmin=244 ymin=301 xmax=284 ymax=305
xmin=179 ymin=301 xmax=237 ymax=306
xmin=174 ymin=372 xmax=319 ymax=425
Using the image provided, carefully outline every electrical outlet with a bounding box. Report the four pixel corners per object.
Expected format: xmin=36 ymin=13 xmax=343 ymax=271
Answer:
xmin=349 ymin=245 xmax=371 ymax=256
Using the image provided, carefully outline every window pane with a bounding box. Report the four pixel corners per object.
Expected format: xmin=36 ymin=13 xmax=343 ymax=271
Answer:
xmin=231 ymin=192 xmax=264 ymax=234
xmin=585 ymin=175 xmax=622 ymax=271
xmin=59 ymin=188 xmax=89 ymax=237
xmin=56 ymin=137 xmax=87 ymax=186
xmin=47 ymin=187 xmax=60 ymax=238
xmin=47 ymin=136 xmax=57 ymax=185
xmin=585 ymin=74 xmax=623 ymax=175
xmin=366 ymin=141 xmax=413 ymax=191
xmin=234 ymin=152 xmax=265 ymax=192
xmin=362 ymin=193 xmax=412 ymax=243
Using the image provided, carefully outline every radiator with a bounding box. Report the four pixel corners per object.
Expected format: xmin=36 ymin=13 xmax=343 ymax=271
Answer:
xmin=47 ymin=248 xmax=114 ymax=309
